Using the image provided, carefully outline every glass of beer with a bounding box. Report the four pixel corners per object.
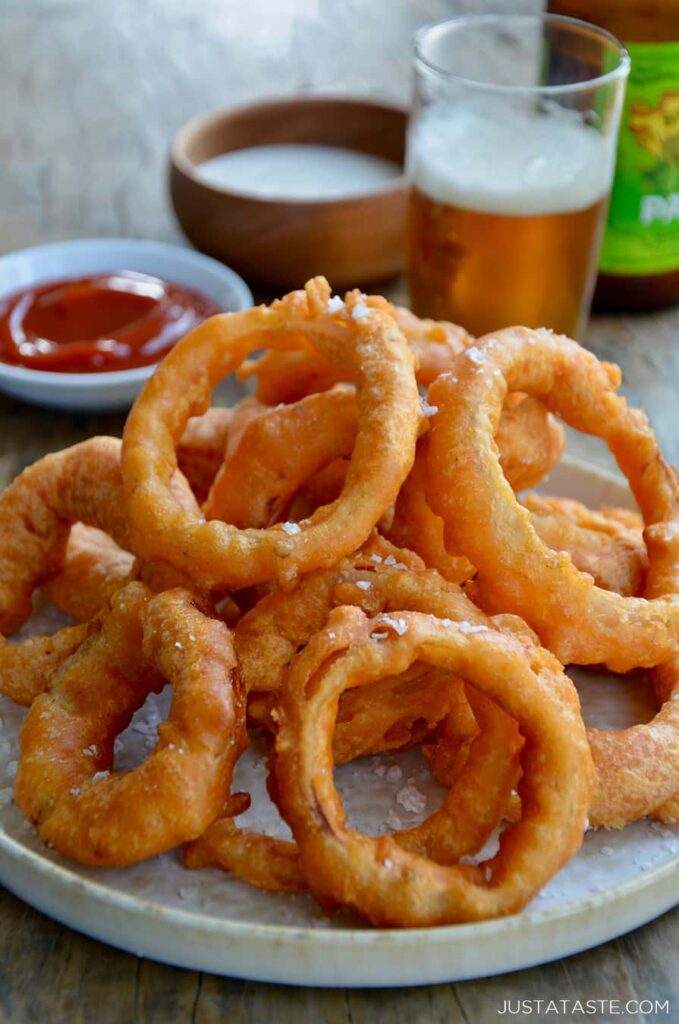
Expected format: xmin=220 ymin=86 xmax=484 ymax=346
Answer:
xmin=407 ymin=14 xmax=630 ymax=337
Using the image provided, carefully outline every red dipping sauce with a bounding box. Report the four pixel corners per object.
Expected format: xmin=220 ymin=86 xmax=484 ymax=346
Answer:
xmin=0 ymin=271 xmax=222 ymax=373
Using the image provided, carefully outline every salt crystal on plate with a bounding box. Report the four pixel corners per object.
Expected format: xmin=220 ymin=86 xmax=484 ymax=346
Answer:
xmin=385 ymin=809 xmax=402 ymax=830
xmin=385 ymin=765 xmax=402 ymax=783
xmin=395 ymin=784 xmax=427 ymax=815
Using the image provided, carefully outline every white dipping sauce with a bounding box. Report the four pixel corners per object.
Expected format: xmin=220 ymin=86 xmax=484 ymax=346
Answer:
xmin=196 ymin=144 xmax=402 ymax=200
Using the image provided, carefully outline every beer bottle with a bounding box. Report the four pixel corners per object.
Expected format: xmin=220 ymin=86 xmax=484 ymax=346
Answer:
xmin=548 ymin=1 xmax=679 ymax=310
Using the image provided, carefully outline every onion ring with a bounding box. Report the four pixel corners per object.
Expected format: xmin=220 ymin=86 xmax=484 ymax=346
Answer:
xmin=203 ymin=385 xmax=358 ymax=526
xmin=0 ymin=437 xmax=198 ymax=638
xmin=176 ymin=406 xmax=234 ymax=503
xmin=202 ymin=388 xmax=562 ymax=550
xmin=585 ymin=535 xmax=679 ymax=826
xmin=523 ymin=494 xmax=647 ymax=597
xmin=0 ymin=620 xmax=92 ymax=707
xmin=495 ymin=393 xmax=565 ymax=492
xmin=121 ymin=277 xmax=421 ymax=589
xmin=42 ymin=524 xmax=135 ymax=621
xmin=16 ymin=583 xmax=246 ymax=866
xmin=273 ymin=606 xmax=594 ymax=926
xmin=185 ymin=817 xmax=306 ymax=892
xmin=237 ymin=297 xmax=472 ymax=403
xmin=427 ymin=328 xmax=679 ymax=671
xmin=192 ymin=542 xmax=529 ymax=890
xmin=0 ymin=437 xmax=132 ymax=634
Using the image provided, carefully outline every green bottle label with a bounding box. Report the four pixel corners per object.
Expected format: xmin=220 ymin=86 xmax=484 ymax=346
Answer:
xmin=600 ymin=40 xmax=679 ymax=276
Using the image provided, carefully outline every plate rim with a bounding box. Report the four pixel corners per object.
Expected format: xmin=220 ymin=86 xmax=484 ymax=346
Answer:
xmin=0 ymin=823 xmax=677 ymax=946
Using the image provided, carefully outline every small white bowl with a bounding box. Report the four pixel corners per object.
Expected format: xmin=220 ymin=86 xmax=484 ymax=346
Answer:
xmin=0 ymin=238 xmax=253 ymax=412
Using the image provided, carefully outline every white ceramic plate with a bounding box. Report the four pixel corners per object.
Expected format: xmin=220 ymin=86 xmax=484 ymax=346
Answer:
xmin=0 ymin=456 xmax=676 ymax=987
xmin=0 ymin=239 xmax=253 ymax=411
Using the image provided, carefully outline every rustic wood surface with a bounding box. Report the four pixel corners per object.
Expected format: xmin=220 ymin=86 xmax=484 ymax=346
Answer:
xmin=0 ymin=0 xmax=677 ymax=1020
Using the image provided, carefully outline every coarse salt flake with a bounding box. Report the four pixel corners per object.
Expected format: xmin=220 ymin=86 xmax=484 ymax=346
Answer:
xmin=354 ymin=580 xmax=372 ymax=591
xmin=385 ymin=808 xmax=402 ymax=830
xmin=351 ymin=302 xmax=370 ymax=320
xmin=395 ymin=784 xmax=427 ymax=815
xmin=383 ymin=554 xmax=408 ymax=569
xmin=327 ymin=295 xmax=345 ymax=313
xmin=420 ymin=397 xmax=439 ymax=418
xmin=466 ymin=346 xmax=485 ymax=365
xmin=458 ymin=622 xmax=488 ymax=635
xmin=281 ymin=521 xmax=301 ymax=535
xmin=379 ymin=614 xmax=408 ymax=636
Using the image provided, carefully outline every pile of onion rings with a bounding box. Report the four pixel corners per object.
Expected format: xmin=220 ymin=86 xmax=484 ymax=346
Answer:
xmin=0 ymin=277 xmax=676 ymax=928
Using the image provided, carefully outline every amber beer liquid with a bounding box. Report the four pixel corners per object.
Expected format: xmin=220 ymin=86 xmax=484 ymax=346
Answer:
xmin=407 ymin=102 xmax=614 ymax=337
xmin=409 ymin=190 xmax=608 ymax=337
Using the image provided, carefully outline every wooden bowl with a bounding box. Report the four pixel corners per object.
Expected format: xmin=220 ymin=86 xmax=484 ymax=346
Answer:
xmin=169 ymin=95 xmax=408 ymax=291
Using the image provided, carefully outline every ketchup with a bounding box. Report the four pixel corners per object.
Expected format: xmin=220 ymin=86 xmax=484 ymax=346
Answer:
xmin=0 ymin=271 xmax=222 ymax=373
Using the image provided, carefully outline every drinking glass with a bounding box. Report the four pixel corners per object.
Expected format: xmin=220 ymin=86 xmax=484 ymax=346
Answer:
xmin=407 ymin=13 xmax=630 ymax=337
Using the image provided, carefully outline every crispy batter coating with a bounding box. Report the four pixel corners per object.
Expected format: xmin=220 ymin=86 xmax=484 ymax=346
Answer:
xmin=0 ymin=620 xmax=92 ymax=706
xmin=122 ymin=278 xmax=421 ymax=589
xmin=237 ymin=299 xmax=472 ymax=402
xmin=524 ymin=494 xmax=648 ymax=597
xmin=204 ymin=385 xmax=358 ymax=526
xmin=42 ymin=524 xmax=135 ymax=621
xmin=0 ymin=437 xmax=131 ymax=633
xmin=16 ymin=584 xmax=246 ymax=866
xmin=273 ymin=606 xmax=594 ymax=927
xmin=428 ymin=328 xmax=679 ymax=672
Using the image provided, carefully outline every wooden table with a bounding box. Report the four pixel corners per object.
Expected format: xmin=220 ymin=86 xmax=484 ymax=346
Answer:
xmin=0 ymin=1 xmax=677 ymax=1019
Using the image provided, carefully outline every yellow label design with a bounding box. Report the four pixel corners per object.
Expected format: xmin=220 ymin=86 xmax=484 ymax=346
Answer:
xmin=600 ymin=42 xmax=679 ymax=276
xmin=629 ymin=92 xmax=679 ymax=163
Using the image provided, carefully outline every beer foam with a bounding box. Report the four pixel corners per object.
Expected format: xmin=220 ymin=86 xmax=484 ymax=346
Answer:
xmin=409 ymin=99 xmax=613 ymax=216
